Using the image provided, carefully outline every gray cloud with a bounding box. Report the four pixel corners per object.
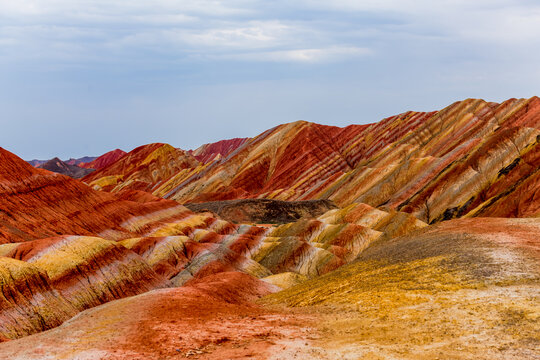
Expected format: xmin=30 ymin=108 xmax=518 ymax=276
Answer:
xmin=0 ymin=0 xmax=539 ymax=159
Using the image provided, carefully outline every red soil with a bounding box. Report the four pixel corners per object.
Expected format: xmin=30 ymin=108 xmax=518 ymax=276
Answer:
xmin=0 ymin=147 xmax=189 ymax=243
xmin=79 ymin=148 xmax=126 ymax=169
xmin=0 ymin=272 xmax=315 ymax=359
xmin=191 ymin=138 xmax=248 ymax=163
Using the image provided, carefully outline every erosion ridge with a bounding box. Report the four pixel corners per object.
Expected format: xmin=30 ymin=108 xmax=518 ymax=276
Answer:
xmin=0 ymin=96 xmax=538 ymax=359
xmin=83 ymin=97 xmax=540 ymax=223
xmin=0 ymin=145 xmax=425 ymax=342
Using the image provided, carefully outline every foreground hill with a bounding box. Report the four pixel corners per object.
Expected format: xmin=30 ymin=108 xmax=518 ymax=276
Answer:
xmin=1 ymin=218 xmax=537 ymax=359
xmin=0 ymin=146 xmax=424 ymax=341
xmin=262 ymin=217 xmax=540 ymax=359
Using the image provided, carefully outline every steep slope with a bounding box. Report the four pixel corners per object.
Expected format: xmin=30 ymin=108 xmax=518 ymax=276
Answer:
xmin=263 ymin=217 xmax=540 ymax=359
xmin=189 ymin=137 xmax=249 ymax=163
xmin=154 ymin=120 xmax=381 ymax=202
xmin=82 ymin=143 xmax=200 ymax=192
xmin=2 ymin=236 xmax=163 ymax=312
xmin=0 ymin=147 xmax=192 ymax=243
xmin=79 ymin=148 xmax=126 ymax=169
xmin=154 ymin=97 xmax=539 ymax=222
xmin=0 ymin=152 xmax=425 ymax=340
xmin=0 ymin=257 xmax=77 ymax=340
xmin=37 ymin=157 xmax=94 ymax=178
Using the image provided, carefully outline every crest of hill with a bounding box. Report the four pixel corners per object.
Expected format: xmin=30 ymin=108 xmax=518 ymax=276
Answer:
xmin=65 ymin=156 xmax=97 ymax=166
xmin=0 ymin=147 xmax=192 ymax=243
xmin=82 ymin=143 xmax=200 ymax=192
xmin=79 ymin=149 xmax=126 ymax=170
xmin=190 ymin=137 xmax=249 ymax=163
xmin=37 ymin=157 xmax=94 ymax=179
xmin=150 ymin=97 xmax=539 ymax=222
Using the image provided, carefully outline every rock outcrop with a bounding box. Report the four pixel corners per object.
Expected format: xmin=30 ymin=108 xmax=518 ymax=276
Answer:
xmin=0 ymin=257 xmax=77 ymax=340
xmin=1 ymin=236 xmax=163 ymax=312
xmin=185 ymin=199 xmax=338 ymax=224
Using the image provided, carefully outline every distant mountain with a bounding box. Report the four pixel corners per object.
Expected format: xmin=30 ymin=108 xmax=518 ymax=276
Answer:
xmin=65 ymin=156 xmax=97 ymax=166
xmin=79 ymin=149 xmax=126 ymax=170
xmin=149 ymin=97 xmax=539 ymax=222
xmin=37 ymin=157 xmax=95 ymax=178
xmin=28 ymin=155 xmax=96 ymax=167
xmin=27 ymin=159 xmax=47 ymax=167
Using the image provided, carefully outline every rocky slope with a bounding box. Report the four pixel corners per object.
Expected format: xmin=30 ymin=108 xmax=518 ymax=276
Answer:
xmin=0 ymin=145 xmax=426 ymax=341
xmin=189 ymin=137 xmax=249 ymax=163
xmin=2 ymin=218 xmax=537 ymax=359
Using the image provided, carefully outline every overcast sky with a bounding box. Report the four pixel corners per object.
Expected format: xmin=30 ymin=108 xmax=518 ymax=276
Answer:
xmin=1 ymin=0 xmax=540 ymax=159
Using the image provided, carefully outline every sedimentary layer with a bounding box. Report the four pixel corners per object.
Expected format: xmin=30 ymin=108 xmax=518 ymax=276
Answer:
xmin=146 ymin=97 xmax=540 ymax=222
xmin=263 ymin=217 xmax=540 ymax=359
xmin=79 ymin=148 xmax=126 ymax=170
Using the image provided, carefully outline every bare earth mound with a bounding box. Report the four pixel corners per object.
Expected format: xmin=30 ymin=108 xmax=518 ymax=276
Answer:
xmin=185 ymin=199 xmax=338 ymax=224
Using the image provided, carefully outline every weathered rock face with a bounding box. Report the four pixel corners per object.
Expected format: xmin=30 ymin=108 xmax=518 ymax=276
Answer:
xmin=79 ymin=148 xmax=126 ymax=170
xmin=0 ymin=257 xmax=77 ymax=340
xmin=185 ymin=199 xmax=338 ymax=224
xmin=82 ymin=143 xmax=200 ymax=192
xmin=2 ymin=236 xmax=163 ymax=312
xmin=148 ymin=97 xmax=539 ymax=222
xmin=0 ymin=147 xmax=193 ymax=243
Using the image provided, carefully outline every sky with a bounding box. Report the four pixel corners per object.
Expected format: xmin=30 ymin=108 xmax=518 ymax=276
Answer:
xmin=1 ymin=0 xmax=540 ymax=160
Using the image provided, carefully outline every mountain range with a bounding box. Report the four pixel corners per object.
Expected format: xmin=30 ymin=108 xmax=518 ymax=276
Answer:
xmin=0 ymin=97 xmax=538 ymax=359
